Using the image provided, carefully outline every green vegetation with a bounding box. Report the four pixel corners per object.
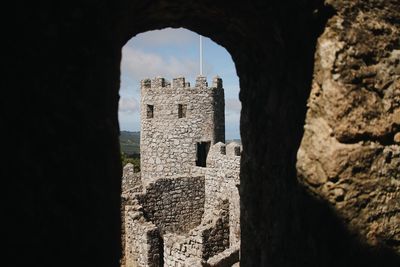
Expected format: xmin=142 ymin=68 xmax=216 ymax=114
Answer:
xmin=121 ymin=152 xmax=140 ymax=172
xmin=120 ymin=131 xmax=140 ymax=171
xmin=120 ymin=131 xmax=140 ymax=155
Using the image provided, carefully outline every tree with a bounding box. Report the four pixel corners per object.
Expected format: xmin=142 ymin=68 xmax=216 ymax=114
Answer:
xmin=121 ymin=152 xmax=140 ymax=172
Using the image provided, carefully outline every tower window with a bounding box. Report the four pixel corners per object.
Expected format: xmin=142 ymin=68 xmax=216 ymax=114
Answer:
xmin=178 ymin=104 xmax=187 ymax=118
xmin=147 ymin=105 xmax=154 ymax=119
xmin=196 ymin=141 xmax=210 ymax=167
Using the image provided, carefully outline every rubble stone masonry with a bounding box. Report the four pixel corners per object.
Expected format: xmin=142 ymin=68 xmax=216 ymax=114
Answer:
xmin=122 ymin=76 xmax=241 ymax=267
xmin=140 ymin=76 xmax=225 ymax=185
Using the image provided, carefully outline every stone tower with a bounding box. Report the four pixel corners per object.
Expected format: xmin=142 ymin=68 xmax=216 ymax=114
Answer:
xmin=140 ymin=75 xmax=225 ymax=185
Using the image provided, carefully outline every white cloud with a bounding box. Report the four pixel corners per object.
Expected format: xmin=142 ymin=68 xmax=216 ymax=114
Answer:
xmin=118 ymin=111 xmax=141 ymax=132
xmin=121 ymin=46 xmax=199 ymax=83
xmin=132 ymin=28 xmax=197 ymax=47
xmin=225 ymin=98 xmax=241 ymax=114
xmin=225 ymin=98 xmax=241 ymax=139
xmin=119 ymin=27 xmax=240 ymax=136
xmin=119 ymin=96 xmax=139 ymax=114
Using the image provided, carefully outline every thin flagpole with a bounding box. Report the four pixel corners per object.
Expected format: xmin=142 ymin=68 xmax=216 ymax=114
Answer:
xmin=199 ymin=35 xmax=203 ymax=76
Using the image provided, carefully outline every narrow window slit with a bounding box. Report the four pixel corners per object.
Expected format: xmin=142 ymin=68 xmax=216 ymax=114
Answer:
xmin=147 ymin=104 xmax=154 ymax=119
xmin=178 ymin=104 xmax=187 ymax=118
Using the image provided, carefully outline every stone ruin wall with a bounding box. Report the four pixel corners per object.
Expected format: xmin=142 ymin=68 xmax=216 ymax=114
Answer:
xmin=121 ymin=164 xmax=143 ymax=267
xmin=140 ymin=76 xmax=225 ymax=185
xmin=163 ymin=142 xmax=241 ymax=266
xmin=201 ymin=199 xmax=230 ymax=260
xmin=137 ymin=176 xmax=205 ymax=234
xmin=122 ymin=175 xmax=206 ymax=267
xmin=195 ymin=141 xmax=241 ymax=247
xmin=122 ymin=163 xmax=143 ymax=194
xmin=297 ymin=0 xmax=400 ymax=253
xmin=121 ymin=76 xmax=240 ymax=267
xmin=121 ymin=140 xmax=241 ymax=267
xmin=124 ymin=202 xmax=162 ymax=267
xmin=204 ymin=246 xmax=240 ymax=267
xmin=163 ymin=200 xmax=231 ymax=267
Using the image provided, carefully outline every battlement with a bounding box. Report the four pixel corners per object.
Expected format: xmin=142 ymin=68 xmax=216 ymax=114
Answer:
xmin=141 ymin=75 xmax=223 ymax=90
xmin=208 ymin=142 xmax=241 ymax=158
xmin=205 ymin=142 xmax=241 ymax=173
xmin=125 ymin=70 xmax=239 ymax=267
xmin=140 ymin=74 xmax=225 ymax=182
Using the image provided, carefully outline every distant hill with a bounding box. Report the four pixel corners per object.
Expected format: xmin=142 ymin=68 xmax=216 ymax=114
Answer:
xmin=120 ymin=131 xmax=140 ymax=155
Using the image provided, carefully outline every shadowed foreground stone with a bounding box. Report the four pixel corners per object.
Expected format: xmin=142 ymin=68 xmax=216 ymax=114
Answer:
xmin=5 ymin=0 xmax=400 ymax=266
xmin=297 ymin=0 xmax=400 ymax=253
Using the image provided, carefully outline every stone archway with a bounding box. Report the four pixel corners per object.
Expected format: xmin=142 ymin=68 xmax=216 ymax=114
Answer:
xmin=115 ymin=3 xmax=328 ymax=264
xmin=7 ymin=1 xmax=399 ymax=267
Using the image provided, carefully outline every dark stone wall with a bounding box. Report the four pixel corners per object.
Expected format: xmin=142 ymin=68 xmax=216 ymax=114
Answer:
xmin=138 ymin=176 xmax=205 ymax=234
xmin=298 ymin=0 xmax=400 ymax=257
xmin=202 ymin=199 xmax=230 ymax=260
xmin=6 ymin=2 xmax=123 ymax=267
xmin=5 ymin=1 xmax=399 ymax=266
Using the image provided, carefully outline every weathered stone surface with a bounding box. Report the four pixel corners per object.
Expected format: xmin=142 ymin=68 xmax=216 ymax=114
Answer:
xmin=162 ymin=199 xmax=231 ymax=267
xmin=140 ymin=76 xmax=225 ymax=185
xmin=123 ymin=76 xmax=240 ymax=267
xmin=124 ymin=201 xmax=162 ymax=267
xmin=204 ymin=244 xmax=240 ymax=267
xmin=297 ymin=0 xmax=400 ymax=254
xmin=138 ymin=176 xmax=205 ymax=235
xmin=7 ymin=0 xmax=400 ymax=267
xmin=122 ymin=163 xmax=142 ymax=194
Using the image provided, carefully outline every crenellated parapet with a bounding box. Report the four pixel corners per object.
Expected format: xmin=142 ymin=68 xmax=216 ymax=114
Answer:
xmin=140 ymin=75 xmax=223 ymax=91
xmin=206 ymin=142 xmax=241 ymax=171
xmin=190 ymin=142 xmax=241 ymax=249
xmin=140 ymin=75 xmax=225 ymax=183
xmin=122 ymin=72 xmax=240 ymax=266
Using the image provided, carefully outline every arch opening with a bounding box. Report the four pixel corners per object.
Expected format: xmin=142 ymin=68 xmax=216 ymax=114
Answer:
xmin=114 ymin=4 xmax=319 ymax=264
xmin=8 ymin=1 xmax=400 ymax=267
xmin=119 ymin=28 xmax=241 ymax=267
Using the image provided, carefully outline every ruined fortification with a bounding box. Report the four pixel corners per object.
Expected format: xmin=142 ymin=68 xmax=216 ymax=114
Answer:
xmin=122 ymin=76 xmax=240 ymax=267
xmin=10 ymin=2 xmax=400 ymax=266
xmin=140 ymin=76 xmax=225 ymax=185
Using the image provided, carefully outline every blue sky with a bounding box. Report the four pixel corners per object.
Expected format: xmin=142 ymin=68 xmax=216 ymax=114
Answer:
xmin=119 ymin=28 xmax=241 ymax=139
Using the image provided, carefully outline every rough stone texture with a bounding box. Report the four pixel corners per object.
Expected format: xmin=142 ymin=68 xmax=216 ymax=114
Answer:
xmin=140 ymin=76 xmax=224 ymax=185
xmin=297 ymin=0 xmax=400 ymax=253
xmin=122 ymin=175 xmax=206 ymax=267
xmin=123 ymin=157 xmax=240 ymax=267
xmin=163 ymin=233 xmax=203 ymax=266
xmin=204 ymin=245 xmax=240 ymax=267
xmin=122 ymin=163 xmax=143 ymax=194
xmin=124 ymin=201 xmax=162 ymax=267
xmin=123 ymin=76 xmax=241 ymax=266
xmin=201 ymin=200 xmax=230 ymax=260
xmin=163 ymin=201 xmax=230 ymax=267
xmin=121 ymin=164 xmax=144 ymax=266
xmin=138 ymin=176 xmax=205 ymax=234
xmin=6 ymin=1 xmax=400 ymax=267
xmin=126 ymin=139 xmax=241 ymax=266
xmin=194 ymin=142 xmax=241 ymax=246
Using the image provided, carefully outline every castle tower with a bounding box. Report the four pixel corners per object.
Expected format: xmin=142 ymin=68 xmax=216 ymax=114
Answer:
xmin=140 ymin=75 xmax=225 ymax=184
